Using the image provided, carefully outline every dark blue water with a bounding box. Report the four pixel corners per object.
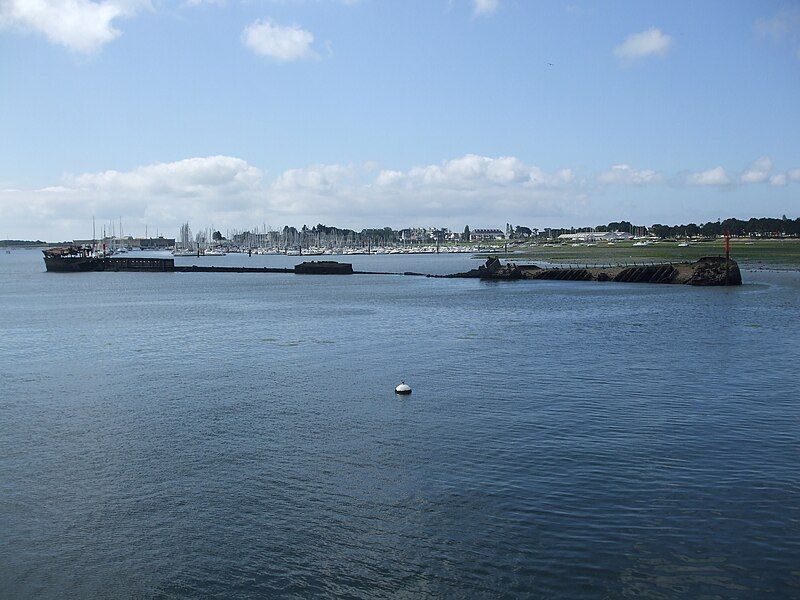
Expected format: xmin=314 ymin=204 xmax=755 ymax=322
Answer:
xmin=2 ymin=249 xmax=799 ymax=598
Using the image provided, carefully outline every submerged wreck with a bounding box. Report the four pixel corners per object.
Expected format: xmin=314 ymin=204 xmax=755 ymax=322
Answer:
xmin=294 ymin=260 xmax=354 ymax=275
xmin=42 ymin=248 xmax=742 ymax=286
xmin=42 ymin=246 xmax=104 ymax=272
xmin=438 ymin=256 xmax=742 ymax=286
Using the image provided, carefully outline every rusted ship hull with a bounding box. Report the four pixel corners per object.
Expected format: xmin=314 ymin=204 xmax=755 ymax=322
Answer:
xmin=41 ymin=249 xmax=742 ymax=286
xmin=294 ymin=261 xmax=353 ymax=274
xmin=43 ymin=256 xmax=103 ymax=272
xmin=436 ymin=256 xmax=743 ymax=286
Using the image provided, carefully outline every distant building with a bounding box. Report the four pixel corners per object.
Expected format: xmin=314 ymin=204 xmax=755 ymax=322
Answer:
xmin=470 ymin=228 xmax=505 ymax=241
xmin=398 ymin=227 xmax=442 ymax=243
xmin=137 ymin=237 xmax=175 ymax=250
xmin=73 ymin=236 xmax=175 ymax=249
xmin=557 ymin=231 xmax=633 ymax=242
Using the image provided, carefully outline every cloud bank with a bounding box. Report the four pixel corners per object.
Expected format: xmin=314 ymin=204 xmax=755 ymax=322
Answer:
xmin=0 ymin=154 xmax=584 ymax=239
xmin=2 ymin=154 xmax=798 ymax=240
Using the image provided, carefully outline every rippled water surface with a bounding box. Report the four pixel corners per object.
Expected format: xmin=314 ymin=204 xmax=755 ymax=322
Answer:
xmin=1 ymin=249 xmax=799 ymax=598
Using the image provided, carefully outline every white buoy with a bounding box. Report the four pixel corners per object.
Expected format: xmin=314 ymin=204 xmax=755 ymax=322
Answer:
xmin=395 ymin=381 xmax=412 ymax=395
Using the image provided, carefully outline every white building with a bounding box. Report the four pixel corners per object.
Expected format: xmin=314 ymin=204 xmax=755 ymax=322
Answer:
xmin=557 ymin=231 xmax=634 ymax=242
xmin=470 ymin=228 xmax=505 ymax=241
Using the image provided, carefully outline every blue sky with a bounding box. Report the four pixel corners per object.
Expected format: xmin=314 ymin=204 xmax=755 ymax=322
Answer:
xmin=1 ymin=0 xmax=799 ymax=239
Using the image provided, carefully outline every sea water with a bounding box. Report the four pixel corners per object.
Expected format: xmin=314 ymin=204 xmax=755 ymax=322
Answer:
xmin=1 ymin=249 xmax=799 ymax=598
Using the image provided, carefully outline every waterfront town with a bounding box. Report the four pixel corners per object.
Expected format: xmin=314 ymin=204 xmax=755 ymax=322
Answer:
xmin=5 ymin=216 xmax=798 ymax=256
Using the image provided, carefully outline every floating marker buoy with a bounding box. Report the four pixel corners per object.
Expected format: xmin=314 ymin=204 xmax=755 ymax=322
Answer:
xmin=395 ymin=381 xmax=412 ymax=395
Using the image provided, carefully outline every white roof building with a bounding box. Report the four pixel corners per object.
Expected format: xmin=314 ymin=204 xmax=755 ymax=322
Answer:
xmin=557 ymin=231 xmax=634 ymax=242
xmin=470 ymin=228 xmax=505 ymax=241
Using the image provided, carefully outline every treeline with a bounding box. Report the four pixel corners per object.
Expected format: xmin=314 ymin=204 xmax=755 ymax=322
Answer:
xmin=312 ymin=224 xmax=398 ymax=243
xmin=0 ymin=239 xmax=49 ymax=246
xmin=648 ymin=216 xmax=800 ymax=238
xmin=537 ymin=216 xmax=799 ymax=239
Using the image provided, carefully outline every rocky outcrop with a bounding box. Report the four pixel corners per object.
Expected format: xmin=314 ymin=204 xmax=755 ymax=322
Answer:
xmin=435 ymin=256 xmax=526 ymax=279
xmin=684 ymin=257 xmax=742 ymax=286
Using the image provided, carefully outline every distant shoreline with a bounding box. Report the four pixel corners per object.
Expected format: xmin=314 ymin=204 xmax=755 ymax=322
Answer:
xmin=5 ymin=238 xmax=800 ymax=269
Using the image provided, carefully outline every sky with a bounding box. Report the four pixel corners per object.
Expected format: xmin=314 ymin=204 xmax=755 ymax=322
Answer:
xmin=1 ymin=0 xmax=799 ymax=240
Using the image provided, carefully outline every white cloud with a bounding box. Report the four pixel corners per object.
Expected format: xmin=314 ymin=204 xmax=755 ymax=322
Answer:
xmin=0 ymin=0 xmax=146 ymax=53
xmin=614 ymin=27 xmax=673 ymax=62
xmin=382 ymin=155 xmax=575 ymax=190
xmin=770 ymin=173 xmax=788 ymax=187
xmin=597 ymin=164 xmax=662 ymax=185
xmin=263 ymin=154 xmax=580 ymax=225
xmin=789 ymin=168 xmax=800 ymax=182
xmin=242 ymin=18 xmax=317 ymax=62
xmin=375 ymin=169 xmax=404 ymax=186
xmin=273 ymin=155 xmax=574 ymax=194
xmin=740 ymin=156 xmax=772 ymax=183
xmin=685 ymin=166 xmax=730 ymax=186
xmin=69 ymin=155 xmax=263 ymax=197
xmin=755 ymin=8 xmax=800 ymax=61
xmin=18 ymin=156 xmax=264 ymax=239
xmin=755 ymin=9 xmax=800 ymax=41
xmin=0 ymin=156 xmax=264 ymax=239
xmin=473 ymin=0 xmax=499 ymax=16
xmin=272 ymin=163 xmax=357 ymax=192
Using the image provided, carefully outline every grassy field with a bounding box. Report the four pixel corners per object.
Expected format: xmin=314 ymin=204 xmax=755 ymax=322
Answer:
xmin=470 ymin=239 xmax=800 ymax=269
